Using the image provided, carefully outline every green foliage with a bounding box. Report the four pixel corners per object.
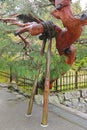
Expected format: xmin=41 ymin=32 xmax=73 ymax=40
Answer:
xmin=0 ymin=0 xmax=87 ymax=84
xmin=50 ymin=55 xmax=70 ymax=80
xmin=72 ymin=0 xmax=82 ymax=14
xmin=73 ymin=44 xmax=87 ymax=71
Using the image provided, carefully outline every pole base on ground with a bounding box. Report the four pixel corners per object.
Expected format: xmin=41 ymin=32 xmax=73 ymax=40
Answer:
xmin=25 ymin=114 xmax=32 ymax=117
xmin=41 ymin=123 xmax=48 ymax=127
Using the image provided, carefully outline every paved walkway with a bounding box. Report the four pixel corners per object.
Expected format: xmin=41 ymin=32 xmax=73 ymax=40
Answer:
xmin=0 ymin=86 xmax=86 ymax=130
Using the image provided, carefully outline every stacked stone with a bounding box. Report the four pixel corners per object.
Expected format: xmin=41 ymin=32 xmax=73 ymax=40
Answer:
xmin=35 ymin=89 xmax=87 ymax=113
xmin=63 ymin=90 xmax=87 ymax=113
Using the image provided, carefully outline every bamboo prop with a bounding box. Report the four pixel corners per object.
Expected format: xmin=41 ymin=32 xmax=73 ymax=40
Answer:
xmin=40 ymin=38 xmax=47 ymax=55
xmin=41 ymin=38 xmax=52 ymax=127
xmin=26 ymin=64 xmax=40 ymax=116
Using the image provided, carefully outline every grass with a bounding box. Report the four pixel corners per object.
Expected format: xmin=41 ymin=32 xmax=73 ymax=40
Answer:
xmin=0 ymin=76 xmax=9 ymax=83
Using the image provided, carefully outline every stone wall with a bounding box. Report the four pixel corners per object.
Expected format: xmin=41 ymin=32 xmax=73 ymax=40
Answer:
xmin=61 ymin=89 xmax=87 ymax=113
xmin=35 ymin=89 xmax=87 ymax=113
xmin=1 ymin=82 xmax=87 ymax=113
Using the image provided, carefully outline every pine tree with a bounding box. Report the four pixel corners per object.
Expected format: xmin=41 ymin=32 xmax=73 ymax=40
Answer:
xmin=0 ymin=0 xmax=87 ymax=85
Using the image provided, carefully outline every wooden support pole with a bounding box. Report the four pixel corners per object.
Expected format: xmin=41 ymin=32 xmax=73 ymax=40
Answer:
xmin=41 ymin=39 xmax=52 ymax=127
xmin=40 ymin=38 xmax=47 ymax=55
xmin=26 ymin=66 xmax=40 ymax=116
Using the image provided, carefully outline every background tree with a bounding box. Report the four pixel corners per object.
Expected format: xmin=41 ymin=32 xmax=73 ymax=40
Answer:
xmin=0 ymin=0 xmax=87 ymax=87
xmin=72 ymin=0 xmax=82 ymax=14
